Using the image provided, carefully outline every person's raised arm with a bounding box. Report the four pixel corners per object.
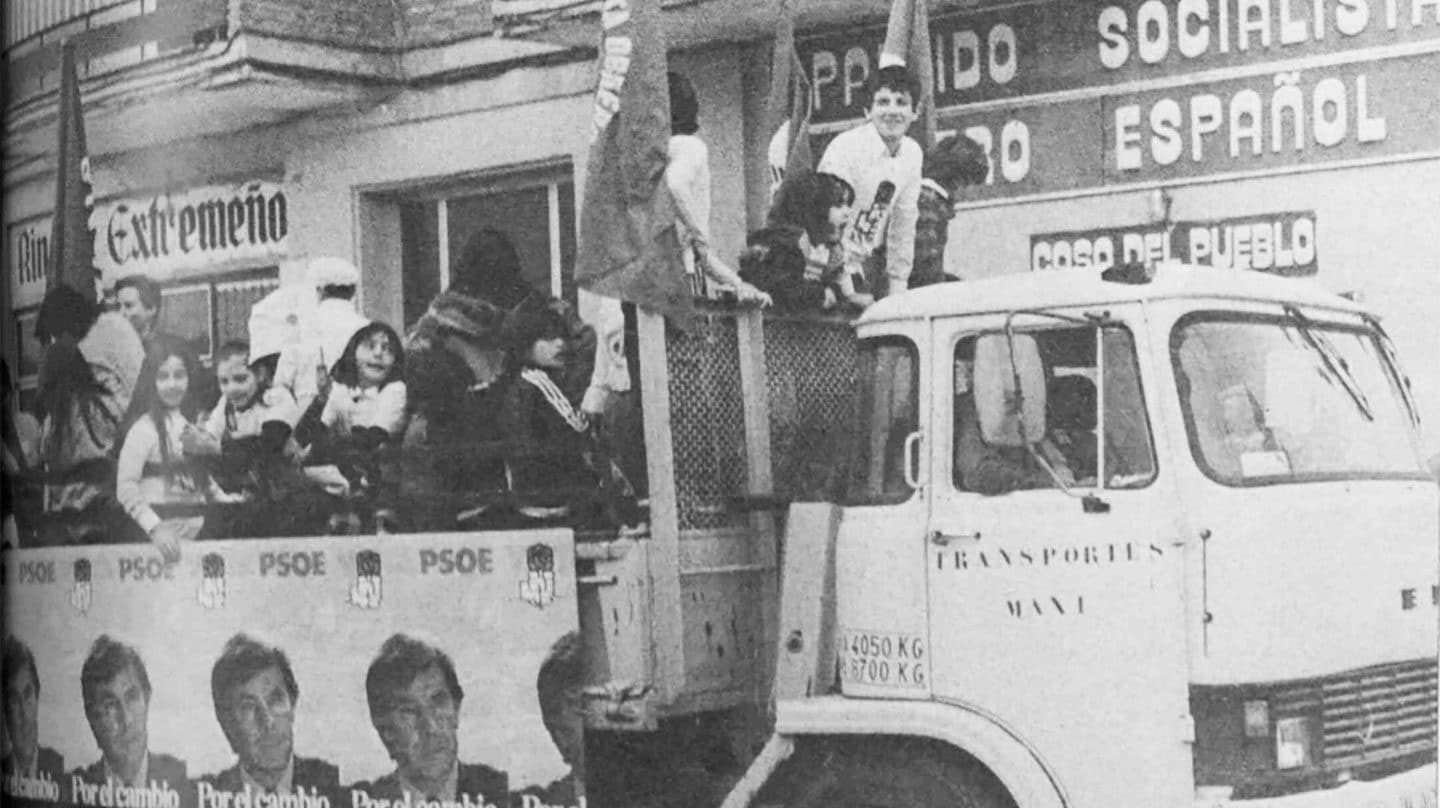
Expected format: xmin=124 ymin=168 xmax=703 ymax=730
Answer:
xmin=664 ymin=139 xmax=771 ymax=306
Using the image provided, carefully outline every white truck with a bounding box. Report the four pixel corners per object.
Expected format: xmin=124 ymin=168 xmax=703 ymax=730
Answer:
xmin=677 ymin=262 xmax=1437 ymax=808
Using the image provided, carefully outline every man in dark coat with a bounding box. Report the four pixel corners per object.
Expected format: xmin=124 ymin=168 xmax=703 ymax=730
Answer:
xmin=199 ymin=634 xmax=339 ymax=802
xmin=69 ymin=636 xmax=190 ymax=806
xmin=2 ymin=635 xmax=67 ymax=803
xmin=349 ymin=633 xmax=507 ymax=805
xmin=404 ymin=229 xmax=594 ymax=529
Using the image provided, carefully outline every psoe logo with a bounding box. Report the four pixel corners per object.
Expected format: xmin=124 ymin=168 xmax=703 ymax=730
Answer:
xmin=199 ymin=553 xmax=226 ymax=609
xmin=349 ymin=550 xmax=383 ymax=609
xmin=71 ymin=559 xmax=93 ymax=615
xmin=521 ymin=544 xmax=556 ymax=608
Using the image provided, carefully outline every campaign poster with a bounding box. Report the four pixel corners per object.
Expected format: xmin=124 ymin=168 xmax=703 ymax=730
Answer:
xmin=1 ymin=531 xmax=582 ymax=808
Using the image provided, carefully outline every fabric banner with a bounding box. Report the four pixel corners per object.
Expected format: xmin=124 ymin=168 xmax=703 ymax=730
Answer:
xmin=1 ymin=531 xmax=582 ymax=808
xmin=575 ymin=0 xmax=693 ymax=328
xmin=48 ymin=41 xmax=95 ymax=299
xmin=880 ymin=0 xmax=936 ymax=151
xmin=764 ymin=0 xmax=815 ymax=194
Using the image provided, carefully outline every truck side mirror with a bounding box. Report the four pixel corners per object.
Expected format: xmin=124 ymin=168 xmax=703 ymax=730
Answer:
xmin=974 ymin=333 xmax=1046 ymax=447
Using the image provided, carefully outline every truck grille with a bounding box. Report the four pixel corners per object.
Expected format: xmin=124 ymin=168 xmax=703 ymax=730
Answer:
xmin=1272 ymin=658 xmax=1438 ymax=771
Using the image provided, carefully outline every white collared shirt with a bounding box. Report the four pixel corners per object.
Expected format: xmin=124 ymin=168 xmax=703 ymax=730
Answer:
xmin=817 ymin=122 xmax=923 ymax=290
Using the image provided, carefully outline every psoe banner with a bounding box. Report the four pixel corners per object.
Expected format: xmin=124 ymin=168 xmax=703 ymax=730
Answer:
xmin=93 ymin=182 xmax=289 ymax=285
xmin=1 ymin=531 xmax=582 ymax=808
xmin=1031 ymin=210 xmax=1318 ymax=275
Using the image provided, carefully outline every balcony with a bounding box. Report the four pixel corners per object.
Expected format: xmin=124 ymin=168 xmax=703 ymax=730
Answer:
xmin=4 ymin=0 xmax=228 ymax=103
xmin=1 ymin=0 xmax=546 ymax=169
xmin=2 ymin=0 xmax=1011 ymax=170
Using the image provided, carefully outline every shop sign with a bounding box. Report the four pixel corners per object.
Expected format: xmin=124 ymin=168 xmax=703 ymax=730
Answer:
xmin=939 ymin=50 xmax=1439 ymax=201
xmin=933 ymin=98 xmax=1107 ymax=199
xmin=1030 ymin=210 xmax=1319 ymax=274
xmin=7 ymin=215 xmax=52 ymax=309
xmin=796 ymin=0 xmax=1440 ymax=121
xmin=1102 ymin=52 xmax=1437 ymax=181
xmin=94 ymin=181 xmax=289 ymax=282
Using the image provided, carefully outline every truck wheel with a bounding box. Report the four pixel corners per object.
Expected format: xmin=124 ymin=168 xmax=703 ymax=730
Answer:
xmin=756 ymin=737 xmax=1017 ymax=808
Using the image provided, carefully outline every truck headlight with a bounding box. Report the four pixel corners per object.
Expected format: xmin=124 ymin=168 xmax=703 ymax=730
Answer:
xmin=1274 ymin=716 xmax=1318 ymax=770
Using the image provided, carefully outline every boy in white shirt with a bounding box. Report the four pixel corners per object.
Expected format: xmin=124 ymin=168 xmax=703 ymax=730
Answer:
xmin=817 ymin=65 xmax=924 ymax=302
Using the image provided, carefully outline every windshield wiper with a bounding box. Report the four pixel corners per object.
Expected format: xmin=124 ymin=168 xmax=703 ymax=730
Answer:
xmin=1283 ymin=305 xmax=1373 ymax=422
xmin=1363 ymin=314 xmax=1421 ymax=426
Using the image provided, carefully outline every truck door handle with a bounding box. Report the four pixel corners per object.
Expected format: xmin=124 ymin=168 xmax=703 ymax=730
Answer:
xmin=930 ymin=530 xmax=981 ymax=546
xmin=903 ymin=431 xmax=923 ymax=490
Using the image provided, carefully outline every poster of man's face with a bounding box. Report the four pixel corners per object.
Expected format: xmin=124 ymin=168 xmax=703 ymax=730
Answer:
xmin=377 ymin=659 xmax=455 ymax=777
xmin=4 ymin=648 xmax=40 ymax=763
xmin=88 ymin=661 xmax=149 ymax=773
xmin=223 ymin=664 xmax=295 ymax=777
xmin=4 ymin=533 xmax=579 ymax=802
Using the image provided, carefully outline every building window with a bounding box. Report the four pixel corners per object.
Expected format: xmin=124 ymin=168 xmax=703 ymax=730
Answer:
xmin=394 ymin=163 xmax=576 ymax=331
xmin=159 ymin=269 xmax=279 ymax=362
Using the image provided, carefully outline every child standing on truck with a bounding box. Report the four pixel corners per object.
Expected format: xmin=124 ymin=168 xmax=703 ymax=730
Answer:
xmin=296 ymin=322 xmax=408 ymax=532
xmin=186 ymin=341 xmax=310 ymax=536
xmin=740 ymin=171 xmax=865 ymax=310
xmin=500 ymin=301 xmax=640 ymax=528
xmin=665 ymin=71 xmax=773 ymax=306
xmin=817 ymin=65 xmax=923 ymax=301
xmin=116 ymin=343 xmax=228 ymax=561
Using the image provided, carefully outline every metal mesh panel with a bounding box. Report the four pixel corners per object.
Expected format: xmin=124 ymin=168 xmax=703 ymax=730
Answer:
xmin=666 ymin=315 xmax=749 ymax=530
xmin=763 ymin=314 xmax=857 ymax=502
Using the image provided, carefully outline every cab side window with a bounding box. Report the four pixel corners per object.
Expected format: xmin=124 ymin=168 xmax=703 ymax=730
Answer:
xmin=844 ymin=336 xmax=920 ymax=506
xmin=952 ymin=327 xmax=1155 ymax=494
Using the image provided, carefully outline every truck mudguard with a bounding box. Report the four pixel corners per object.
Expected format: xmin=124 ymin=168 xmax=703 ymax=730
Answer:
xmin=775 ymin=696 xmax=1071 ymax=808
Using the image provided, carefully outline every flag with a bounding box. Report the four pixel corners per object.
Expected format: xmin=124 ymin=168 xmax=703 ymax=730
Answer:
xmin=880 ymin=0 xmax=936 ymax=151
xmin=764 ymin=0 xmax=813 ymax=194
xmin=575 ymin=0 xmax=695 ymax=327
xmin=49 ymin=40 xmax=96 ymax=298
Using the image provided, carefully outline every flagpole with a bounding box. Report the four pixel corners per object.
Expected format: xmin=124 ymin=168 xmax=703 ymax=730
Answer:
xmin=49 ymin=39 xmax=97 ymax=299
xmin=881 ymin=0 xmax=936 ymax=151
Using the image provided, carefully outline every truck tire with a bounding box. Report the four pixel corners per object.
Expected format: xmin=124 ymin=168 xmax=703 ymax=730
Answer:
xmin=756 ymin=737 xmax=1018 ymax=808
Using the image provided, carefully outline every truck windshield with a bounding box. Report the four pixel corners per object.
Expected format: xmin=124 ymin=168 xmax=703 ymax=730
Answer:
xmin=1171 ymin=313 xmax=1426 ymax=485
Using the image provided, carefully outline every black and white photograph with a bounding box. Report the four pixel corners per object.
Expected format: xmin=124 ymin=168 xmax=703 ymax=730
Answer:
xmin=2 ymin=1 xmax=1437 ymax=806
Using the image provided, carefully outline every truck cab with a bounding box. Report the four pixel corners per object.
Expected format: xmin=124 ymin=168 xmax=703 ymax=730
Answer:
xmin=745 ymin=263 xmax=1438 ymax=807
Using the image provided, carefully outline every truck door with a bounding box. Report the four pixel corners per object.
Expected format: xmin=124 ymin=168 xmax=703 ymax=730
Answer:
xmin=924 ymin=314 xmax=1193 ymax=806
xmin=833 ymin=322 xmax=933 ymax=701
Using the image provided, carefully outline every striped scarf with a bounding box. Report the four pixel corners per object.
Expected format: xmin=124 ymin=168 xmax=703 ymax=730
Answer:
xmin=520 ymin=368 xmax=589 ymax=433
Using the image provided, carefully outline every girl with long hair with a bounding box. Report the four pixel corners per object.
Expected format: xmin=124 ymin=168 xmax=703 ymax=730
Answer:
xmin=116 ymin=343 xmax=226 ymax=560
xmin=297 ymin=322 xmax=408 ymax=532
xmin=741 ymin=171 xmax=861 ymax=309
